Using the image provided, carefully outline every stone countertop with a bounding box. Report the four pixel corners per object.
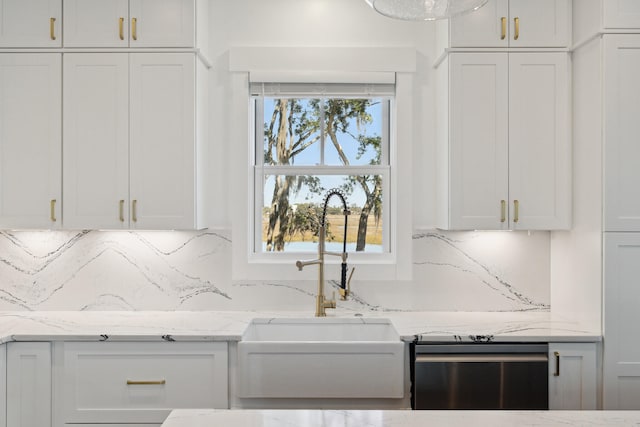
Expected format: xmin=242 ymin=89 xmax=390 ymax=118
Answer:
xmin=162 ymin=409 xmax=640 ymax=427
xmin=0 ymin=310 xmax=600 ymax=344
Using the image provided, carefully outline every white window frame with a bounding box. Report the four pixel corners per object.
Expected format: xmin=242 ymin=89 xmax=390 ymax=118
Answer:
xmin=249 ymin=83 xmax=396 ymax=266
xmin=229 ymin=70 xmax=414 ymax=283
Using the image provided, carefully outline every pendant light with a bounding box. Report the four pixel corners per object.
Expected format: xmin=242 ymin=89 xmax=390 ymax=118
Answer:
xmin=364 ymin=0 xmax=489 ymax=21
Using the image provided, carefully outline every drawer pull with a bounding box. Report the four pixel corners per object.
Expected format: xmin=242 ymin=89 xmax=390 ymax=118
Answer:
xmin=126 ymin=379 xmax=166 ymax=385
xmin=500 ymin=17 xmax=506 ymax=40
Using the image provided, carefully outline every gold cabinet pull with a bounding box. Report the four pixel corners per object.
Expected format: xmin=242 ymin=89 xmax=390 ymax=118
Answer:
xmin=119 ymin=17 xmax=124 ymax=40
xmin=513 ymin=200 xmax=520 ymax=223
xmin=127 ymin=379 xmax=166 ymax=386
xmin=553 ymin=351 xmax=560 ymax=376
xmin=132 ymin=199 xmax=138 ymax=222
xmin=514 ymin=17 xmax=520 ymax=40
xmin=50 ymin=199 xmax=57 ymax=222
xmin=500 ymin=17 xmax=507 ymax=40
xmin=50 ymin=17 xmax=56 ymax=41
xmin=131 ymin=17 xmax=137 ymax=41
xmin=119 ymin=200 xmax=125 ymax=222
xmin=500 ymin=200 xmax=506 ymax=223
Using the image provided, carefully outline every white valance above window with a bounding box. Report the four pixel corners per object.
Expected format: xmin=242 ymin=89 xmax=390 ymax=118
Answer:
xmin=249 ymin=79 xmax=396 ymax=97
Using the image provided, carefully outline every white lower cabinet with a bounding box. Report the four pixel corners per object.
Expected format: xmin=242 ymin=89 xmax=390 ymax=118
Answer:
xmin=0 ymin=344 xmax=6 ymax=427
xmin=548 ymin=343 xmax=597 ymax=409
xmin=60 ymin=341 xmax=228 ymax=425
xmin=6 ymin=342 xmax=52 ymax=427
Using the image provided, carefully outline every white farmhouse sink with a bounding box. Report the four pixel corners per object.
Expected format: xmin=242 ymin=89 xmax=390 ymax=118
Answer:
xmin=236 ymin=317 xmax=405 ymax=399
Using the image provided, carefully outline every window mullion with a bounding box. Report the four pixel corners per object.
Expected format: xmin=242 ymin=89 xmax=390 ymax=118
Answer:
xmin=320 ymin=97 xmax=325 ymax=166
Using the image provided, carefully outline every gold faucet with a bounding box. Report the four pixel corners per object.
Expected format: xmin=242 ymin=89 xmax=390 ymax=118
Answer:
xmin=296 ymin=189 xmax=351 ymax=317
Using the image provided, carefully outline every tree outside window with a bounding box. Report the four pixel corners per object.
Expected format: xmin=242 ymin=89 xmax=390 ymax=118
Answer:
xmin=254 ymin=93 xmax=391 ymax=254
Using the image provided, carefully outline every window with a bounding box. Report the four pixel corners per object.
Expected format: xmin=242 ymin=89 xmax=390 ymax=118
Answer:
xmin=251 ymin=83 xmax=393 ymax=256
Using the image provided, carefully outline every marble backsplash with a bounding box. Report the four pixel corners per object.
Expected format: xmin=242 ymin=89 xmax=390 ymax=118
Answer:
xmin=0 ymin=229 xmax=550 ymax=312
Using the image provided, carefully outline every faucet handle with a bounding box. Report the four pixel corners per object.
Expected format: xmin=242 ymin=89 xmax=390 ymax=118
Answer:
xmin=339 ymin=267 xmax=355 ymax=301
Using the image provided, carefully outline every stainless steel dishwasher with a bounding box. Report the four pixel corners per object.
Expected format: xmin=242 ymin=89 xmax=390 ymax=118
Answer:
xmin=412 ymin=343 xmax=549 ymax=409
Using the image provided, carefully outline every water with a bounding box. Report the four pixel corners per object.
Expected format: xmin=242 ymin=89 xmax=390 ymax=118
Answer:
xmin=262 ymin=241 xmax=383 ymax=253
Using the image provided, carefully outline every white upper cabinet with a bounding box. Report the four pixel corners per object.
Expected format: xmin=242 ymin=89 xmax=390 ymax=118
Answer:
xmin=129 ymin=53 xmax=197 ymax=230
xmin=604 ymin=36 xmax=640 ymax=231
xmin=64 ymin=52 xmax=204 ymax=230
xmin=604 ymin=0 xmax=640 ymax=29
xmin=447 ymin=0 xmax=571 ymax=48
xmin=63 ymin=53 xmax=129 ymax=229
xmin=129 ymin=0 xmax=195 ymax=47
xmin=63 ymin=0 xmax=129 ymax=47
xmin=63 ymin=0 xmax=194 ymax=47
xmin=0 ymin=54 xmax=61 ymax=229
xmin=446 ymin=53 xmax=510 ymax=230
xmin=508 ymin=53 xmax=571 ymax=230
xmin=439 ymin=52 xmax=571 ymax=230
xmin=0 ymin=0 xmax=61 ymax=47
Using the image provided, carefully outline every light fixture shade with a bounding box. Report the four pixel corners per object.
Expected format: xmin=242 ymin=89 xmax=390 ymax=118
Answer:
xmin=365 ymin=0 xmax=489 ymax=21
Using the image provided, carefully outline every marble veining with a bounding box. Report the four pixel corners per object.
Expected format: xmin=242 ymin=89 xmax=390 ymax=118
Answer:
xmin=162 ymin=409 xmax=640 ymax=427
xmin=0 ymin=228 xmax=549 ymax=312
xmin=413 ymin=232 xmax=549 ymax=312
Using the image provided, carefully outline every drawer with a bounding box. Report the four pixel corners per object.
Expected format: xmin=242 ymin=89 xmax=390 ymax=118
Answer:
xmin=62 ymin=341 xmax=228 ymax=424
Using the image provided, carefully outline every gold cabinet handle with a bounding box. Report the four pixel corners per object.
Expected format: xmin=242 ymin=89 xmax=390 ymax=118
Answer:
xmin=501 ymin=17 xmax=507 ymax=40
xmin=119 ymin=17 xmax=124 ymax=40
xmin=119 ymin=200 xmax=125 ymax=222
xmin=132 ymin=199 xmax=138 ymax=222
xmin=500 ymin=200 xmax=506 ymax=223
xmin=131 ymin=17 xmax=137 ymax=41
xmin=127 ymin=379 xmax=166 ymax=385
xmin=514 ymin=17 xmax=520 ymax=40
xmin=50 ymin=17 xmax=56 ymax=41
xmin=554 ymin=351 xmax=560 ymax=377
xmin=50 ymin=199 xmax=57 ymax=222
xmin=513 ymin=200 xmax=520 ymax=223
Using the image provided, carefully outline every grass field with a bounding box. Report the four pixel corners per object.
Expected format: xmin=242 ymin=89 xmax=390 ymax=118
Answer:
xmin=263 ymin=213 xmax=382 ymax=245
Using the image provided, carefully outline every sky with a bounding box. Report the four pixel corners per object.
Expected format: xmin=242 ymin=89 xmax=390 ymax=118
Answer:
xmin=261 ymin=97 xmax=385 ymax=208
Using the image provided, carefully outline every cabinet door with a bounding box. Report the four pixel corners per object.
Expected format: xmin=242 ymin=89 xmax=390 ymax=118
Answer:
xmin=0 ymin=0 xmax=61 ymax=47
xmin=129 ymin=0 xmax=194 ymax=47
xmin=604 ymin=233 xmax=640 ymax=409
xmin=448 ymin=53 xmax=509 ymax=230
xmin=604 ymin=0 xmax=640 ymax=29
xmin=0 ymin=54 xmax=61 ymax=229
xmin=449 ymin=0 xmax=509 ymax=48
xmin=509 ymin=0 xmax=570 ymax=47
xmin=63 ymin=53 xmax=129 ymax=229
xmin=508 ymin=53 xmax=571 ymax=230
xmin=63 ymin=0 xmax=129 ymax=47
xmin=129 ymin=53 xmax=196 ymax=229
xmin=0 ymin=345 xmax=6 ymax=427
xmin=548 ymin=343 xmax=597 ymax=410
xmin=604 ymin=36 xmax=640 ymax=231
xmin=6 ymin=342 xmax=52 ymax=427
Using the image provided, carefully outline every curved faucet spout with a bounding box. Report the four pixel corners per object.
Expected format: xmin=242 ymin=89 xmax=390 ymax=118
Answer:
xmin=295 ymin=188 xmax=351 ymax=316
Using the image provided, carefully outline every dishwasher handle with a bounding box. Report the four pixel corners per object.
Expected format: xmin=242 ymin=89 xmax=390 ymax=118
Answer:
xmin=415 ymin=353 xmax=548 ymax=363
